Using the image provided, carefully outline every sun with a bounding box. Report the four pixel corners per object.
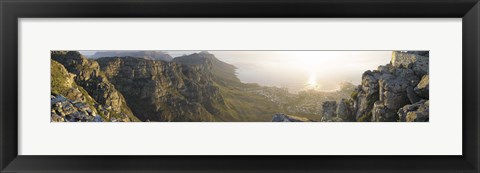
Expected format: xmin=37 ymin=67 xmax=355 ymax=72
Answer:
xmin=307 ymin=72 xmax=319 ymax=89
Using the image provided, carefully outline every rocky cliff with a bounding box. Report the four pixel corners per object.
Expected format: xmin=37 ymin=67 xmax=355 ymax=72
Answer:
xmin=51 ymin=51 xmax=140 ymax=122
xmin=51 ymin=60 xmax=102 ymax=122
xmin=96 ymin=56 xmax=228 ymax=121
xmin=97 ymin=52 xmax=287 ymax=121
xmin=319 ymin=51 xmax=429 ymax=122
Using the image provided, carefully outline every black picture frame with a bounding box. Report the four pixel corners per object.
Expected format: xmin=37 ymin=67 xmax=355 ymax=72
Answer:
xmin=1 ymin=0 xmax=479 ymax=172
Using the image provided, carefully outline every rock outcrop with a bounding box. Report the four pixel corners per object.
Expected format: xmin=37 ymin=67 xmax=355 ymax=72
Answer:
xmin=271 ymin=113 xmax=313 ymax=122
xmin=398 ymin=100 xmax=429 ymax=122
xmin=320 ymin=99 xmax=355 ymax=122
xmin=320 ymin=51 xmax=429 ymax=122
xmin=51 ymin=95 xmax=103 ymax=122
xmin=414 ymin=75 xmax=429 ymax=99
xmin=336 ymin=99 xmax=355 ymax=122
xmin=321 ymin=101 xmax=337 ymax=121
xmin=391 ymin=51 xmax=429 ymax=77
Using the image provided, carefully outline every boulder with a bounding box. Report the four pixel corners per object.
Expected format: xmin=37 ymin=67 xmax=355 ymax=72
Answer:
xmin=406 ymin=100 xmax=429 ymax=122
xmin=393 ymin=68 xmax=420 ymax=86
xmin=414 ymin=75 xmax=429 ymax=99
xmin=397 ymin=100 xmax=429 ymax=122
xmin=406 ymin=86 xmax=421 ymax=104
xmin=336 ymin=99 xmax=354 ymax=121
xmin=271 ymin=113 xmax=313 ymax=122
xmin=381 ymin=77 xmax=410 ymax=111
xmin=372 ymin=101 xmax=398 ymax=122
xmin=321 ymin=101 xmax=337 ymax=121
xmin=361 ymin=71 xmax=381 ymax=98
xmin=352 ymin=70 xmax=383 ymax=120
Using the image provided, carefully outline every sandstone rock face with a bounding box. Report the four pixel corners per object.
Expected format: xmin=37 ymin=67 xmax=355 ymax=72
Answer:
xmin=96 ymin=56 xmax=227 ymax=122
xmin=271 ymin=113 xmax=313 ymax=122
xmin=51 ymin=51 xmax=139 ymax=122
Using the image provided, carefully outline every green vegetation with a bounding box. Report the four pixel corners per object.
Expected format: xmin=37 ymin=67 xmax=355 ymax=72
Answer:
xmin=357 ymin=112 xmax=372 ymax=122
xmin=52 ymin=52 xmax=141 ymax=122
xmin=51 ymin=60 xmax=72 ymax=96
xmin=216 ymin=83 xmax=280 ymax=121
xmin=351 ymin=90 xmax=359 ymax=100
xmin=51 ymin=60 xmax=105 ymax=120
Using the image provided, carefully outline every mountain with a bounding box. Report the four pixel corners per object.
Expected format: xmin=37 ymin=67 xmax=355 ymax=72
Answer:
xmin=95 ymin=53 xmax=280 ymax=122
xmin=51 ymin=51 xmax=140 ymax=122
xmin=90 ymin=51 xmax=174 ymax=61
xmin=96 ymin=56 xmax=226 ymax=121
xmin=52 ymin=51 xmax=282 ymax=122
xmin=173 ymin=51 xmax=240 ymax=85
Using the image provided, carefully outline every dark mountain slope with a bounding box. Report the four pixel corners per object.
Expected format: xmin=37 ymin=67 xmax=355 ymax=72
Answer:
xmin=173 ymin=51 xmax=240 ymax=85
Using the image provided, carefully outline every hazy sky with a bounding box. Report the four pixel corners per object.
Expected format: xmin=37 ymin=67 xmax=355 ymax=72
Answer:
xmin=79 ymin=51 xmax=392 ymax=93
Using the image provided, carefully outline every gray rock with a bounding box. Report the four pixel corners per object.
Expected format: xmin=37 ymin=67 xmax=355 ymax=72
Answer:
xmin=406 ymin=100 xmax=429 ymax=122
xmin=414 ymin=75 xmax=429 ymax=99
xmin=397 ymin=100 xmax=429 ymax=122
xmin=93 ymin=116 xmax=103 ymax=122
xmin=336 ymin=99 xmax=354 ymax=121
xmin=380 ymin=77 xmax=410 ymax=110
xmin=391 ymin=51 xmax=429 ymax=77
xmin=393 ymin=68 xmax=420 ymax=86
xmin=372 ymin=101 xmax=398 ymax=122
xmin=406 ymin=86 xmax=421 ymax=104
xmin=321 ymin=101 xmax=337 ymax=121
xmin=406 ymin=51 xmax=429 ymax=57
xmin=271 ymin=113 xmax=313 ymax=122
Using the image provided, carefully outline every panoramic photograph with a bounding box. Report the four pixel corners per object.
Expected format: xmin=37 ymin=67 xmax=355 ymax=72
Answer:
xmin=50 ymin=50 xmax=429 ymax=122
